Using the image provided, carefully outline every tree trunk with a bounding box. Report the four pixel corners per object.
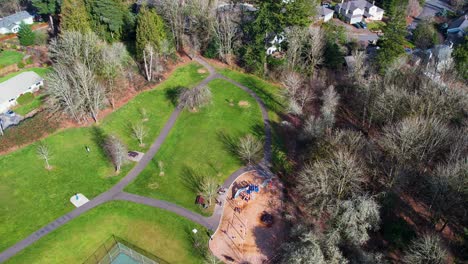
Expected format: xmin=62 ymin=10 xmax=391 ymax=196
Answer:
xmin=49 ymin=15 xmax=54 ymax=32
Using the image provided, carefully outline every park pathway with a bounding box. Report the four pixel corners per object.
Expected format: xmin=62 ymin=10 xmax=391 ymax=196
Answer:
xmin=0 ymin=57 xmax=273 ymax=263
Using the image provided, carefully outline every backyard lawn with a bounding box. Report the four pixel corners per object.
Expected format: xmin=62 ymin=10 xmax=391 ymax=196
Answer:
xmin=13 ymin=94 xmax=44 ymax=116
xmin=125 ymin=78 xmax=263 ymax=214
xmin=0 ymin=67 xmax=51 ymax=83
xmin=0 ymin=50 xmax=24 ymax=68
xmin=0 ymin=63 xmax=207 ymax=252
xmin=5 ymin=201 xmax=206 ymax=264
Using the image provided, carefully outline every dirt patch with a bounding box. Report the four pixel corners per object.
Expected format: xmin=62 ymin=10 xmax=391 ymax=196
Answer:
xmin=238 ymin=101 xmax=250 ymax=107
xmin=197 ymin=68 xmax=207 ymax=74
xmin=210 ymin=172 xmax=287 ymax=263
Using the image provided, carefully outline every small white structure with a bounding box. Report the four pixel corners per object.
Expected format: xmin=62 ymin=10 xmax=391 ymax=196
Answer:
xmin=335 ymin=0 xmax=384 ymax=24
xmin=0 ymin=71 xmax=44 ymax=113
xmin=317 ymin=6 xmax=334 ymax=22
xmin=0 ymin=11 xmax=34 ymax=34
xmin=70 ymin=193 xmax=90 ymax=208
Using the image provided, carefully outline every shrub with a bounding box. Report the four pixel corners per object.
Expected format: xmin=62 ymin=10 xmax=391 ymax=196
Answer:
xmin=16 ymin=93 xmax=34 ymax=105
xmin=178 ymin=85 xmax=212 ymax=110
xmin=17 ymin=61 xmax=25 ymax=68
xmin=26 ymin=57 xmax=33 ymax=65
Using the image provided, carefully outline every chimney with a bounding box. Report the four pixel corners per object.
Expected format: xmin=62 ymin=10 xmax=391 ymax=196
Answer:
xmin=372 ymin=0 xmax=375 ymax=5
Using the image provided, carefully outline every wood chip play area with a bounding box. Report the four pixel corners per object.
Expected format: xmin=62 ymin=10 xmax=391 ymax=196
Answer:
xmin=209 ymin=172 xmax=287 ymax=263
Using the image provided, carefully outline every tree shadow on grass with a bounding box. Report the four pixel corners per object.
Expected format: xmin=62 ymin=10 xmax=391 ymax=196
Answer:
xmin=181 ymin=166 xmax=205 ymax=194
xmin=217 ymin=131 xmax=239 ymax=158
xmin=165 ymin=86 xmax=185 ymax=106
xmin=91 ymin=126 xmax=108 ymax=158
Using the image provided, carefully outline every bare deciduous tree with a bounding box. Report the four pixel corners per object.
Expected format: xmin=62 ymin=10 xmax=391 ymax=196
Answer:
xmin=157 ymin=0 xmax=186 ymax=50
xmin=200 ymin=176 xmax=218 ymax=206
xmin=297 ymin=150 xmax=365 ymax=213
xmin=402 ymin=234 xmax=448 ymax=264
xmin=74 ymin=62 xmax=106 ymax=123
xmin=37 ymin=142 xmax=52 ymax=170
xmin=321 ymin=85 xmax=340 ymax=130
xmin=285 ymin=26 xmax=325 ymax=75
xmin=104 ymin=135 xmax=128 ymax=173
xmin=100 ymin=42 xmax=129 ymax=108
xmin=329 ymin=195 xmax=380 ymax=246
xmin=143 ymin=44 xmax=155 ymax=82
xmin=282 ymin=71 xmax=314 ymax=114
xmin=213 ymin=10 xmax=239 ymax=64
xmin=236 ymin=134 xmax=263 ymax=165
xmin=178 ymin=85 xmax=212 ymax=110
xmin=349 ymin=50 xmax=367 ymax=85
xmin=132 ymin=122 xmax=148 ymax=147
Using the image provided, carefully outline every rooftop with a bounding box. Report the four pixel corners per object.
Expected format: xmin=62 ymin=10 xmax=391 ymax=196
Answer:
xmin=0 ymin=11 xmax=33 ymax=29
xmin=0 ymin=71 xmax=43 ymax=103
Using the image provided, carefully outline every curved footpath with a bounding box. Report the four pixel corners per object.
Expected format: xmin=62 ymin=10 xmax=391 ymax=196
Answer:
xmin=0 ymin=57 xmax=273 ymax=263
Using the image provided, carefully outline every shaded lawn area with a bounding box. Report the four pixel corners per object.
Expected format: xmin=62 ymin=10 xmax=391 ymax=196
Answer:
xmin=5 ymin=201 xmax=206 ymax=264
xmin=125 ymin=79 xmax=263 ymax=215
xmin=0 ymin=67 xmax=51 ymax=82
xmin=0 ymin=50 xmax=23 ymax=68
xmin=0 ymin=63 xmax=207 ymax=252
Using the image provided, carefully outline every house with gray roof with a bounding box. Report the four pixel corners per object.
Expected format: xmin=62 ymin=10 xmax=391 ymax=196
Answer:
xmin=0 ymin=11 xmax=34 ymax=34
xmin=317 ymin=6 xmax=334 ymax=22
xmin=447 ymin=15 xmax=468 ymax=35
xmin=335 ymin=0 xmax=384 ymax=24
xmin=0 ymin=71 xmax=43 ymax=113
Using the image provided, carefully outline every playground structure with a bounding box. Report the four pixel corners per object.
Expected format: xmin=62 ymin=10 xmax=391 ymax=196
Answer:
xmin=209 ymin=172 xmax=287 ymax=263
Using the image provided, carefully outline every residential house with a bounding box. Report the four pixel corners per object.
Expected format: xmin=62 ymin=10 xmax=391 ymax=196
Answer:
xmin=335 ymin=0 xmax=384 ymax=24
xmin=0 ymin=71 xmax=43 ymax=113
xmin=0 ymin=11 xmax=34 ymax=34
xmin=317 ymin=6 xmax=334 ymax=22
xmin=447 ymin=15 xmax=468 ymax=35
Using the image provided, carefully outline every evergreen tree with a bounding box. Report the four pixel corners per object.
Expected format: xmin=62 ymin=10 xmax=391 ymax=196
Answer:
xmin=136 ymin=6 xmax=167 ymax=59
xmin=243 ymin=0 xmax=314 ymax=74
xmin=376 ymin=9 xmax=407 ymax=72
xmin=18 ymin=23 xmax=35 ymax=46
xmin=413 ymin=20 xmax=438 ymax=50
xmin=32 ymin=0 xmax=61 ymax=31
xmin=453 ymin=36 xmax=468 ymax=80
xmin=61 ymin=0 xmax=91 ymax=33
xmin=86 ymin=0 xmax=127 ymax=42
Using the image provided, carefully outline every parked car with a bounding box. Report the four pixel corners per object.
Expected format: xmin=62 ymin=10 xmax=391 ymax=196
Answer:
xmin=353 ymin=23 xmax=362 ymax=29
xmin=6 ymin=110 xmax=15 ymax=117
xmin=359 ymin=21 xmax=367 ymax=29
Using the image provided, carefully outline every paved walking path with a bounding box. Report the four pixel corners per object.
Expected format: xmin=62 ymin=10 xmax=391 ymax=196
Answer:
xmin=0 ymin=57 xmax=273 ymax=263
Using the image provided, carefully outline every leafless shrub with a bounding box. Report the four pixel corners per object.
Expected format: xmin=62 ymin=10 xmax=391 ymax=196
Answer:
xmin=178 ymin=85 xmax=212 ymax=110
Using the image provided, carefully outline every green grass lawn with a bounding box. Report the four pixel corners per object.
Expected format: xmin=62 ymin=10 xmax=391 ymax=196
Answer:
xmin=0 ymin=50 xmax=24 ymax=68
xmin=13 ymin=94 xmax=44 ymax=116
xmin=367 ymin=21 xmax=386 ymax=31
xmin=217 ymin=68 xmax=285 ymax=122
xmin=0 ymin=67 xmax=51 ymax=83
xmin=125 ymin=78 xmax=263 ymax=214
xmin=0 ymin=63 xmax=207 ymax=252
xmin=5 ymin=201 xmax=206 ymax=264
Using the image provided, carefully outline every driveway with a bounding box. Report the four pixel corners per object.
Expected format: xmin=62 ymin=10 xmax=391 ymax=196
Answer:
xmin=409 ymin=0 xmax=453 ymax=29
xmin=332 ymin=18 xmax=380 ymax=44
xmin=0 ymin=112 xmax=23 ymax=130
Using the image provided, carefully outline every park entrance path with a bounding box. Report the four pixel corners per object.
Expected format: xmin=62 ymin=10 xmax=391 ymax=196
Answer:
xmin=0 ymin=57 xmax=273 ymax=263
